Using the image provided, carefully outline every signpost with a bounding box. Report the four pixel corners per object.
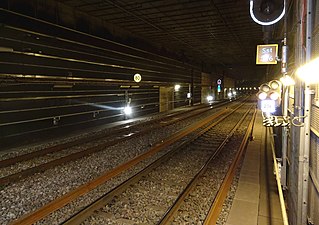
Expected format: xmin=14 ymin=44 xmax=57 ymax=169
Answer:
xmin=256 ymin=44 xmax=278 ymax=64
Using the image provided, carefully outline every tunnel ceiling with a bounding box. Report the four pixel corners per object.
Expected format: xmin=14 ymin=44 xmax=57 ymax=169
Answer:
xmin=57 ymin=0 xmax=268 ymax=81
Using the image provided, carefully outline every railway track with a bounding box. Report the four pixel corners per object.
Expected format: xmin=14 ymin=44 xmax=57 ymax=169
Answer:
xmin=9 ymin=100 xmax=255 ymax=224
xmin=0 ymin=101 xmax=229 ymax=186
xmin=62 ymin=102 xmax=255 ymax=225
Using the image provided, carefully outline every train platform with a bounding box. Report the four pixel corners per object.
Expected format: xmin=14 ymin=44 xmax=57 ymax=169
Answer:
xmin=226 ymin=111 xmax=284 ymax=225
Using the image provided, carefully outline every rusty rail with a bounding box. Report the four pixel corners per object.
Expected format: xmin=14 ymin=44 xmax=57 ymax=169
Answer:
xmin=11 ymin=108 xmax=230 ymax=225
xmin=158 ymin=105 xmax=254 ymax=224
xmin=1 ymin=104 xmax=221 ymax=186
xmin=203 ymin=108 xmax=257 ymax=224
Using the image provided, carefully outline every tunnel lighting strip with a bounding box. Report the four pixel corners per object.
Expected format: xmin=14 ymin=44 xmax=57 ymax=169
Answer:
xmin=269 ymin=128 xmax=289 ymax=225
xmin=249 ymin=0 xmax=285 ymax=26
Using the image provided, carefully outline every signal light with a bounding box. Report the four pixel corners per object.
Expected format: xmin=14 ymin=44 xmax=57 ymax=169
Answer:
xmin=269 ymin=80 xmax=281 ymax=90
xmin=269 ymin=91 xmax=280 ymax=100
xmin=257 ymin=91 xmax=267 ymax=100
xmin=249 ymin=0 xmax=285 ymax=26
xmin=257 ymin=80 xmax=282 ymax=112
xmin=260 ymin=84 xmax=271 ymax=92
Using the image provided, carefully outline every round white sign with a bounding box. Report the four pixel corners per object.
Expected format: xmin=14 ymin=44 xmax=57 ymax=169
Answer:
xmin=134 ymin=73 xmax=142 ymax=83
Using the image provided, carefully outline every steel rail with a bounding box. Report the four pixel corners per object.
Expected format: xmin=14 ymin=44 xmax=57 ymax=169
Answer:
xmin=269 ymin=127 xmax=289 ymax=225
xmin=0 ymin=103 xmax=214 ymax=168
xmin=157 ymin=105 xmax=254 ymax=224
xmin=203 ymin=108 xmax=257 ymax=224
xmin=0 ymin=103 xmax=230 ymax=186
xmin=10 ymin=107 xmax=231 ymax=225
xmin=61 ymin=101 xmax=249 ymax=225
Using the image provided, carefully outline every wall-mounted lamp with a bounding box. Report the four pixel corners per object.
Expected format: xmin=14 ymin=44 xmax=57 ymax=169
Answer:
xmin=174 ymin=84 xmax=181 ymax=91
xmin=124 ymin=106 xmax=132 ymax=115
xmin=296 ymin=57 xmax=319 ymax=83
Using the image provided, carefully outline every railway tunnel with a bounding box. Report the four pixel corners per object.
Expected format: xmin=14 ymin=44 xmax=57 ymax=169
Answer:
xmin=1 ymin=1 xmax=319 ymax=225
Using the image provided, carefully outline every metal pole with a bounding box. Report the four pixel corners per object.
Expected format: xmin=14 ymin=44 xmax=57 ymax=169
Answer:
xmin=296 ymin=1 xmax=306 ymax=223
xmin=300 ymin=0 xmax=312 ymax=223
xmin=281 ymin=0 xmax=288 ymax=187
xmin=188 ymin=83 xmax=191 ymax=106
xmin=281 ymin=84 xmax=288 ymax=189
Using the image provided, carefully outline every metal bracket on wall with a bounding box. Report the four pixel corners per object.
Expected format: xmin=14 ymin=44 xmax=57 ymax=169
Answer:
xmin=53 ymin=116 xmax=60 ymax=125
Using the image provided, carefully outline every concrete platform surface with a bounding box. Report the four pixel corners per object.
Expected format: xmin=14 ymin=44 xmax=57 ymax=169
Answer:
xmin=226 ymin=111 xmax=284 ymax=225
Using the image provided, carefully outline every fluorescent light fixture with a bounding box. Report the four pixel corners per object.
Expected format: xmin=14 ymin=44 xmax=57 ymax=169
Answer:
xmin=0 ymin=47 xmax=14 ymax=52
xmin=174 ymin=84 xmax=181 ymax=91
xmin=296 ymin=57 xmax=319 ymax=83
xmin=280 ymin=75 xmax=295 ymax=86
xmin=249 ymin=0 xmax=285 ymax=26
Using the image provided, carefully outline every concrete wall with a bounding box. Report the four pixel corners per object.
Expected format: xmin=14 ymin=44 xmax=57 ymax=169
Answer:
xmin=159 ymin=87 xmax=174 ymax=112
xmin=201 ymin=72 xmax=212 ymax=103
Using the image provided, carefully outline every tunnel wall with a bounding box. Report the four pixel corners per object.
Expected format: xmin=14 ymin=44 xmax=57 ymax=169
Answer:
xmin=0 ymin=1 xmax=203 ymax=146
xmin=286 ymin=1 xmax=319 ymax=224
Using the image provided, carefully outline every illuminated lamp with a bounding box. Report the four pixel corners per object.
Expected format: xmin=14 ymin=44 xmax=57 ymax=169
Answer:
xmin=296 ymin=57 xmax=319 ymax=83
xmin=207 ymin=95 xmax=213 ymax=101
xmin=174 ymin=84 xmax=181 ymax=91
xmin=257 ymin=91 xmax=267 ymax=100
xmin=124 ymin=106 xmax=132 ymax=115
xmin=260 ymin=84 xmax=271 ymax=92
xmin=269 ymin=80 xmax=281 ymax=90
xmin=269 ymin=91 xmax=280 ymax=100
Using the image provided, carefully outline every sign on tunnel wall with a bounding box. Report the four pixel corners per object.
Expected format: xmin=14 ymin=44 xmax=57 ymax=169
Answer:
xmin=256 ymin=44 xmax=278 ymax=65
